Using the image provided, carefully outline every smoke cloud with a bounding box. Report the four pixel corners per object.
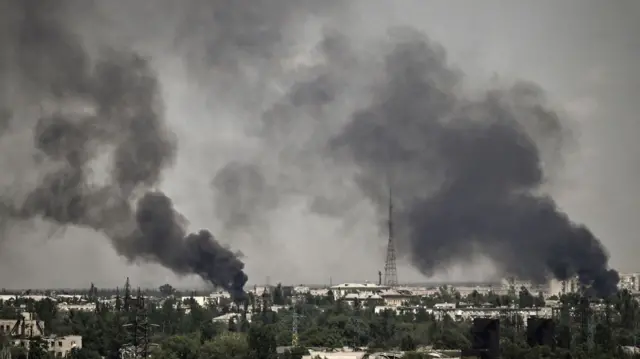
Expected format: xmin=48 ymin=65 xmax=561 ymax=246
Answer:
xmin=330 ymin=30 xmax=619 ymax=296
xmin=0 ymin=0 xmax=247 ymax=297
xmin=0 ymin=0 xmax=627 ymax=296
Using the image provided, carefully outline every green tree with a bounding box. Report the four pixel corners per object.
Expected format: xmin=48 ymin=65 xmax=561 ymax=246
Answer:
xmin=199 ymin=332 xmax=248 ymax=359
xmin=159 ymin=285 xmax=176 ymax=298
xmin=273 ymin=285 xmax=285 ymax=306
xmin=518 ymin=287 xmax=534 ymax=308
xmin=69 ymin=348 xmax=102 ymax=359
xmin=27 ymin=337 xmax=49 ymax=359
xmin=159 ymin=335 xmax=200 ymax=359
xmin=247 ymin=324 xmax=276 ymax=359
xmin=400 ymin=334 xmax=417 ymax=351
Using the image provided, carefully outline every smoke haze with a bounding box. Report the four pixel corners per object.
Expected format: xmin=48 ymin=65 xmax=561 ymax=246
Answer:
xmin=0 ymin=0 xmax=247 ymax=296
xmin=0 ymin=0 xmax=637 ymax=293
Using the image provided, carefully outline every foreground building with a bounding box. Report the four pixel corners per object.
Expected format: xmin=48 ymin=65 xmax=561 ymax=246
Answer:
xmin=0 ymin=312 xmax=82 ymax=357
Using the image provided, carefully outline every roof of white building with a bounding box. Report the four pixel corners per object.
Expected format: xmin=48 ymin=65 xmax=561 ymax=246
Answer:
xmin=344 ymin=293 xmax=383 ymax=300
xmin=330 ymin=283 xmax=390 ymax=290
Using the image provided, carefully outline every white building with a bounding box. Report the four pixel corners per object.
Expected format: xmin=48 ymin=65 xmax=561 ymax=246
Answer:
xmin=310 ymin=288 xmax=329 ymax=297
xmin=57 ymin=303 xmax=96 ymax=312
xmin=379 ymin=289 xmax=413 ymax=307
xmin=619 ymin=273 xmax=640 ymax=292
xmin=303 ymin=349 xmax=367 ymax=359
xmin=330 ymin=283 xmax=390 ymax=300
xmin=293 ymin=286 xmax=311 ymax=294
xmin=44 ymin=336 xmax=82 ymax=357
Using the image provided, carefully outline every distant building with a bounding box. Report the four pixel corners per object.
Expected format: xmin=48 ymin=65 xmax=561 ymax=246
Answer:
xmin=11 ymin=337 xmax=82 ymax=358
xmin=57 ymin=303 xmax=96 ymax=312
xmin=379 ymin=289 xmax=414 ymax=307
xmin=303 ymin=348 xmax=368 ymax=359
xmin=43 ymin=336 xmax=82 ymax=357
xmin=330 ymin=283 xmax=390 ymax=300
xmin=293 ymin=286 xmax=311 ymax=294
xmin=342 ymin=293 xmax=384 ymax=307
xmin=212 ymin=313 xmax=252 ymax=328
xmin=619 ymin=273 xmax=640 ymax=292
xmin=310 ymin=288 xmax=329 ymax=297
xmin=0 ymin=295 xmax=54 ymax=303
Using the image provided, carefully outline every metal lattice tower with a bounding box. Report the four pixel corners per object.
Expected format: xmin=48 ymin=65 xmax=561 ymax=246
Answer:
xmin=383 ymin=187 xmax=398 ymax=287
xmin=122 ymin=290 xmax=158 ymax=359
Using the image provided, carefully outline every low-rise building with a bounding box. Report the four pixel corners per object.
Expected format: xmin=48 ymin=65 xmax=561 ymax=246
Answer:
xmin=380 ymin=289 xmax=413 ymax=307
xmin=619 ymin=273 xmax=640 ymax=292
xmin=57 ymin=303 xmax=96 ymax=312
xmin=212 ymin=312 xmax=252 ymax=328
xmin=44 ymin=335 xmax=83 ymax=357
xmin=0 ymin=312 xmax=44 ymax=337
xmin=343 ymin=293 xmax=383 ymax=307
xmin=330 ymin=283 xmax=390 ymax=300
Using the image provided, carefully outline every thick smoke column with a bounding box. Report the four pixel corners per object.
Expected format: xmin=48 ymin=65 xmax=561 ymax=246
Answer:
xmin=331 ymin=29 xmax=619 ymax=297
xmin=0 ymin=0 xmax=247 ymax=296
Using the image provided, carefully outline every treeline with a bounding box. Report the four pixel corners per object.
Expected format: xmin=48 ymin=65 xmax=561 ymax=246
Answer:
xmin=0 ymin=283 xmax=640 ymax=359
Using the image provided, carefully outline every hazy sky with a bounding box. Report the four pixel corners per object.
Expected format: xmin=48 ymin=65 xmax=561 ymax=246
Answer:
xmin=0 ymin=0 xmax=638 ymax=289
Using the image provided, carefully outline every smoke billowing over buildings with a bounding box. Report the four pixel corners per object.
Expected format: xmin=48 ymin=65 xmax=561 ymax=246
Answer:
xmin=0 ymin=0 xmax=247 ymax=297
xmin=329 ymin=30 xmax=619 ymax=297
xmin=0 ymin=0 xmax=633 ymax=297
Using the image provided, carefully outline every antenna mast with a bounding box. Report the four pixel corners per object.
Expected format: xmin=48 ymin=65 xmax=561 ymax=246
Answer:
xmin=383 ymin=186 xmax=398 ymax=287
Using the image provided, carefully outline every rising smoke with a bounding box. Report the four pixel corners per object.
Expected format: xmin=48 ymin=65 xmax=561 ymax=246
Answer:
xmin=329 ymin=29 xmax=619 ymax=297
xmin=0 ymin=0 xmax=621 ymax=297
xmin=0 ymin=0 xmax=247 ymax=297
xmin=198 ymin=18 xmax=620 ymax=295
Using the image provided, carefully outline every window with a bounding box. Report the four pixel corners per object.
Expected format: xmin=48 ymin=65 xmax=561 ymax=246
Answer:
xmin=58 ymin=341 xmax=63 ymax=347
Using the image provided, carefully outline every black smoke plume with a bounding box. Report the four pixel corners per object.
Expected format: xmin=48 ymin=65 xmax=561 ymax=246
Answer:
xmin=331 ymin=29 xmax=619 ymax=297
xmin=0 ymin=0 xmax=247 ymax=297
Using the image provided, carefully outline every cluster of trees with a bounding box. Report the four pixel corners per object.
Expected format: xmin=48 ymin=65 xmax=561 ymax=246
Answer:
xmin=0 ymin=281 xmax=639 ymax=359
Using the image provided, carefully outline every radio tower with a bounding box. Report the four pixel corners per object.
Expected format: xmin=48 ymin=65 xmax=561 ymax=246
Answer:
xmin=383 ymin=186 xmax=398 ymax=287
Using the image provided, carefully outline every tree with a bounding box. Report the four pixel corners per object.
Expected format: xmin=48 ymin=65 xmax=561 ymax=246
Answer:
xmin=123 ymin=277 xmax=132 ymax=312
xmin=247 ymin=324 xmax=277 ymax=359
xmin=400 ymin=334 xmax=417 ymax=351
xmin=199 ymin=333 xmax=248 ymax=359
xmin=34 ymin=298 xmax=57 ymax=335
xmin=69 ymin=348 xmax=102 ymax=359
xmin=27 ymin=337 xmax=49 ymax=359
xmin=160 ymin=285 xmax=176 ymax=298
xmin=273 ymin=284 xmax=285 ymax=306
xmin=518 ymin=287 xmax=534 ymax=308
xmin=115 ymin=288 xmax=122 ymax=312
xmin=159 ymin=335 xmax=200 ymax=359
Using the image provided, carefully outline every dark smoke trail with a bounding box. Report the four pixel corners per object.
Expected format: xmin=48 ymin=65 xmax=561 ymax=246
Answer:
xmin=331 ymin=29 xmax=619 ymax=297
xmin=0 ymin=0 xmax=247 ymax=296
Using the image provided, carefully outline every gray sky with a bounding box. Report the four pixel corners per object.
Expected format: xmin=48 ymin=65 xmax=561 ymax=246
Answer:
xmin=0 ymin=0 xmax=638 ymax=289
